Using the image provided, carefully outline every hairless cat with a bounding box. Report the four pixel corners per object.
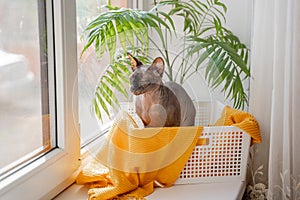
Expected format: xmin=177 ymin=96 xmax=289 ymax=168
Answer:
xmin=128 ymin=53 xmax=196 ymax=127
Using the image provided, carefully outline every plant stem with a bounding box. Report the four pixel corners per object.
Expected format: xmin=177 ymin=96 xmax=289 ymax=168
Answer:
xmin=199 ymin=4 xmax=214 ymax=32
xmin=164 ymin=31 xmax=173 ymax=81
xmin=179 ymin=30 xmax=188 ymax=84
xmin=152 ymin=0 xmax=172 ymax=81
xmin=149 ymin=37 xmax=171 ymax=80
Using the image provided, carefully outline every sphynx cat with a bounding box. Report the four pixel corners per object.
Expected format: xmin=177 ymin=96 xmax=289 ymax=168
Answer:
xmin=128 ymin=54 xmax=196 ymax=127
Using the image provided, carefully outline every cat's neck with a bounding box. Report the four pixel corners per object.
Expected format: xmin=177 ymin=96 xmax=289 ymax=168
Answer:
xmin=143 ymin=83 xmax=167 ymax=98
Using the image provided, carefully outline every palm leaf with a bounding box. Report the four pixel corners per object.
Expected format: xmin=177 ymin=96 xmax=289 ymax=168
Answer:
xmin=99 ymin=83 xmax=120 ymax=108
xmin=81 ymin=6 xmax=175 ymax=61
xmin=95 ymin=92 xmax=111 ymax=120
xmin=106 ymin=21 xmax=117 ymax=61
xmin=159 ymin=0 xmax=227 ymax=35
xmin=115 ymin=19 xmax=127 ymax=53
xmin=188 ymin=32 xmax=250 ymax=109
xmin=93 ymin=98 xmax=102 ymax=122
xmin=104 ymin=71 xmax=128 ymax=98
xmin=93 ymin=53 xmax=149 ymax=122
xmin=97 ymin=85 xmax=118 ymax=110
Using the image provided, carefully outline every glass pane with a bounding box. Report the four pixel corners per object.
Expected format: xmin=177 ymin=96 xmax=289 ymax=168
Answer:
xmin=0 ymin=0 xmax=55 ymax=177
xmin=76 ymin=0 xmax=129 ymax=145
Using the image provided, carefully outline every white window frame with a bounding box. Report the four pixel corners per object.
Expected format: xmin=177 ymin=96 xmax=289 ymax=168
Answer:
xmin=0 ymin=0 xmax=80 ymax=199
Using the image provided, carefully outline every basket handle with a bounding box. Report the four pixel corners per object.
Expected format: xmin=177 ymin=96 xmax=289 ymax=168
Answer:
xmin=196 ymin=138 xmax=210 ymax=146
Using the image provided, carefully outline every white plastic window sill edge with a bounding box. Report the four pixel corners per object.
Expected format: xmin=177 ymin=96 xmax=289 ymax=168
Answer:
xmin=0 ymin=147 xmax=81 ymax=199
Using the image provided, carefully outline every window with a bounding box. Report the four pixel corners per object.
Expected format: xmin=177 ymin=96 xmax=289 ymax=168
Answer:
xmin=0 ymin=0 xmax=55 ymax=180
xmin=0 ymin=0 xmax=80 ymax=199
xmin=76 ymin=0 xmax=132 ymax=146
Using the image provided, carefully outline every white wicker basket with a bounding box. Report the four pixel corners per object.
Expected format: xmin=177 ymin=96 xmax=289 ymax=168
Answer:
xmin=121 ymin=101 xmax=251 ymax=185
xmin=175 ymin=125 xmax=250 ymax=184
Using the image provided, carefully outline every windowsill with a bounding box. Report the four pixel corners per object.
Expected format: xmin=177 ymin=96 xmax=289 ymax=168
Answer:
xmin=54 ymin=111 xmax=249 ymax=199
xmin=53 ymin=184 xmax=88 ymax=200
xmin=54 ymin=180 xmax=246 ymax=200
xmin=54 ymin=134 xmax=247 ymax=200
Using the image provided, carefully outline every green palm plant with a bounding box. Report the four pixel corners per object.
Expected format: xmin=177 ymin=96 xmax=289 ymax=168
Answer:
xmin=81 ymin=0 xmax=250 ymax=122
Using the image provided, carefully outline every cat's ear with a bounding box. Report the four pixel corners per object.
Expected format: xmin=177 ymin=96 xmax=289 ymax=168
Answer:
xmin=127 ymin=53 xmax=143 ymax=71
xmin=151 ymin=57 xmax=165 ymax=76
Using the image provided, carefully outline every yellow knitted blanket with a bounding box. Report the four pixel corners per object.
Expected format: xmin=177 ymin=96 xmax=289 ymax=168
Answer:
xmin=214 ymin=106 xmax=262 ymax=145
xmin=76 ymin=111 xmax=202 ymax=200
xmin=76 ymin=106 xmax=261 ymax=200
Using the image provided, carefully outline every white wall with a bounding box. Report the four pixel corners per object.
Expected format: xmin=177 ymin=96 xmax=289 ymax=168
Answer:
xmin=224 ymin=0 xmax=253 ymax=47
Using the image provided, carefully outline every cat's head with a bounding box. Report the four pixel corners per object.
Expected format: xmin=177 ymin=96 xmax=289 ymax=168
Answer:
xmin=128 ymin=53 xmax=165 ymax=95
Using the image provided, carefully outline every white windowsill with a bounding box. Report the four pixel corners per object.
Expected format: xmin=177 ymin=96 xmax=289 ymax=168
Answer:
xmin=54 ymin=135 xmax=246 ymax=200
xmin=53 ymin=184 xmax=88 ymax=200
xmin=54 ymin=118 xmax=248 ymax=199
xmin=54 ymin=154 xmax=247 ymax=199
xmin=54 ymin=180 xmax=246 ymax=200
